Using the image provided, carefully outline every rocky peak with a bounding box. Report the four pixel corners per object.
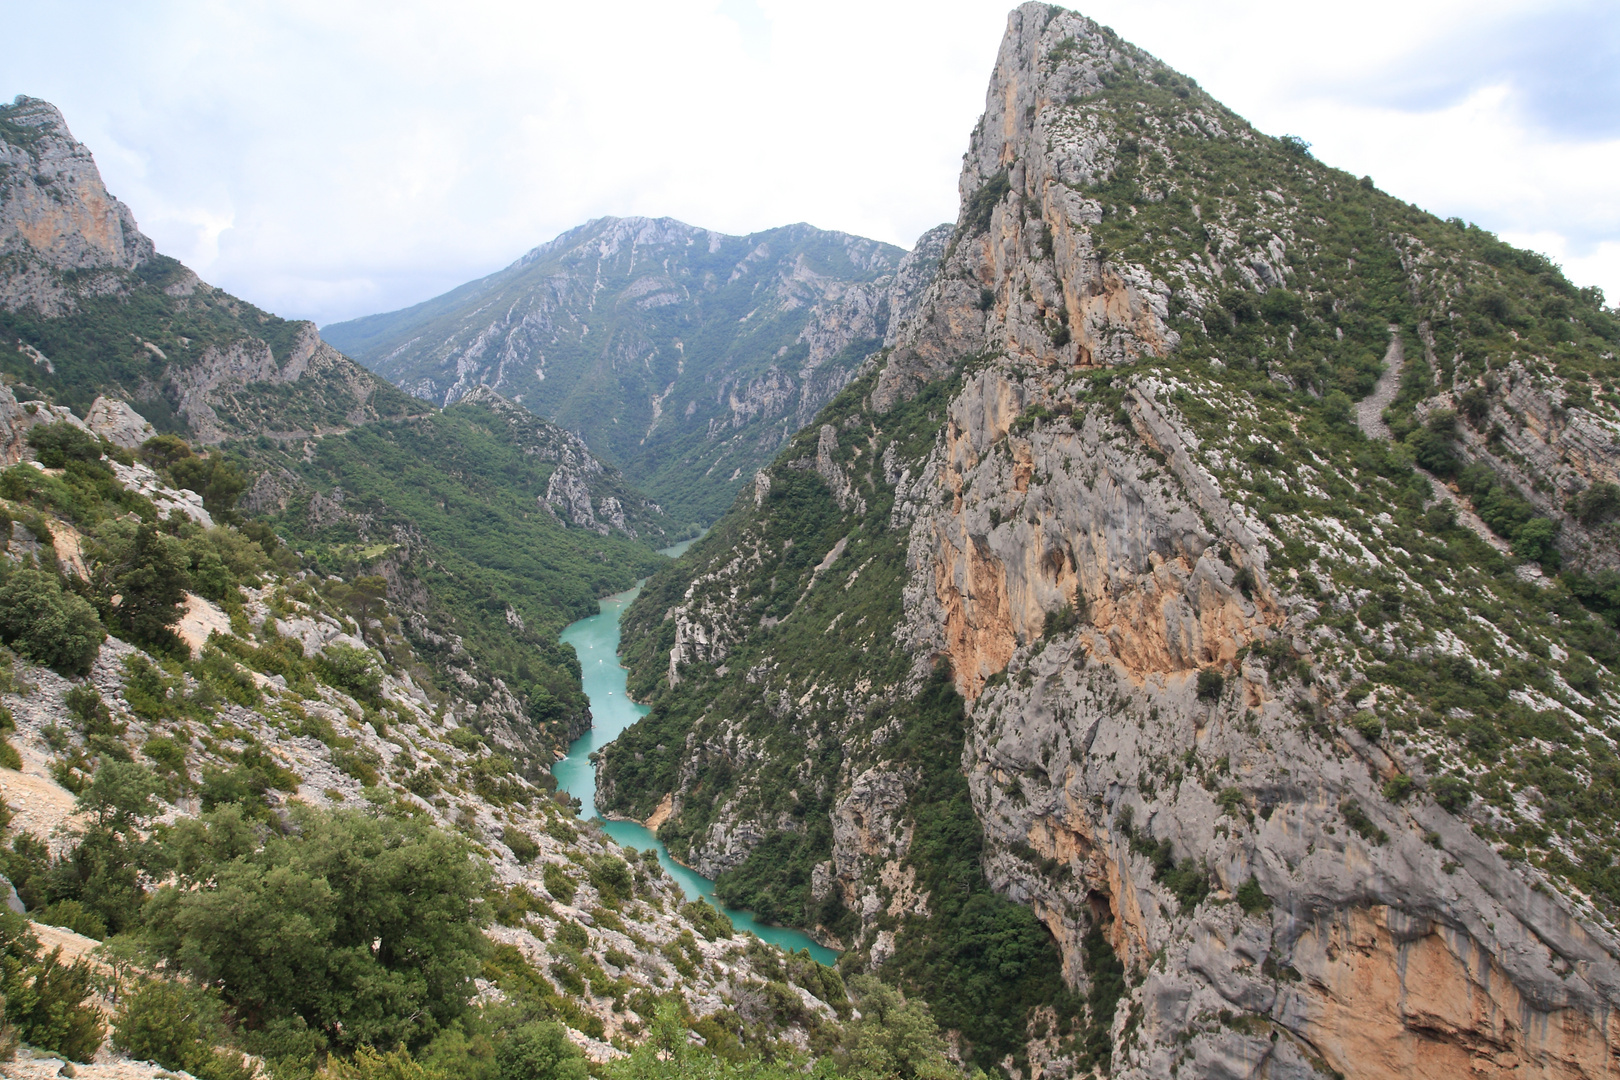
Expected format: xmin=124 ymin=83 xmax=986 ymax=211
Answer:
xmin=877 ymin=6 xmax=1177 ymax=411
xmin=0 ymin=96 xmax=153 ymax=284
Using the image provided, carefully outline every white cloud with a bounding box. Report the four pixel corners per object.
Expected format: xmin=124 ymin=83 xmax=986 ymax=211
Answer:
xmin=5 ymin=0 xmax=1617 ymax=322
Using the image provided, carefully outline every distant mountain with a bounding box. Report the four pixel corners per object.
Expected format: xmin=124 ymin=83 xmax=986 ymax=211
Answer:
xmin=324 ymin=216 xmax=949 ymax=524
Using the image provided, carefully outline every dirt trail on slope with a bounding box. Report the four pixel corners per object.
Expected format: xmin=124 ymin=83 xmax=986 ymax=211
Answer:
xmin=1356 ymin=328 xmax=1403 ymax=440
xmin=1356 ymin=327 xmax=1511 ymax=555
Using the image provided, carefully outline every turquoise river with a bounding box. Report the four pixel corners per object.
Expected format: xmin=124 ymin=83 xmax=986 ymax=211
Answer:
xmin=554 ymin=541 xmax=838 ymax=966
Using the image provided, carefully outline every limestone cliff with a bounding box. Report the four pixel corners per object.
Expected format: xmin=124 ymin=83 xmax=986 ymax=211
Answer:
xmin=324 ymin=216 xmax=950 ymax=524
xmin=608 ymin=5 xmax=1620 ymax=1078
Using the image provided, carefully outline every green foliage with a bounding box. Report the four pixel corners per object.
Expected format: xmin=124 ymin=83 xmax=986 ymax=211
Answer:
xmin=0 ymin=567 xmax=104 ymax=675
xmin=314 ymin=643 xmax=384 ymax=703
xmin=31 ymin=899 xmax=107 ymax=939
xmin=1573 ymin=482 xmax=1620 ymax=526
xmin=495 ymin=1020 xmax=589 ymax=1080
xmin=266 ymin=402 xmax=667 ymax=733
xmin=32 ymin=760 xmax=167 ymax=934
xmin=143 ymin=805 xmax=489 ymax=1052
xmin=1195 ymin=668 xmax=1224 ymax=701
xmin=542 ymin=864 xmax=577 ymax=905
xmin=1042 ymin=599 xmax=1082 ymax=638
xmin=165 ymin=450 xmax=250 ymax=520
xmin=1340 ymin=801 xmax=1389 ymax=846
xmin=1077 ymin=925 xmax=1125 ymax=1073
xmin=1382 ymin=774 xmax=1415 ymax=802
xmin=27 ymin=422 xmax=102 ymax=468
xmin=90 ymin=519 xmax=192 ymax=653
xmin=502 ymin=827 xmax=540 ymax=865
xmin=1431 ymin=774 xmax=1475 ymax=813
xmin=678 ymin=898 xmax=733 ymax=942
xmin=1124 ymin=817 xmax=1210 ymax=912
xmin=318 ymin=1045 xmax=445 ymax=1080
xmin=1351 ymin=712 xmax=1383 ymax=741
xmin=1235 ymin=876 xmax=1272 ymax=916
xmin=880 ymin=671 xmax=1070 ymax=1071
xmin=114 ymin=977 xmax=254 ymax=1080
xmin=0 ymin=910 xmax=104 ymax=1061
xmin=961 ymin=172 xmax=1011 ymax=237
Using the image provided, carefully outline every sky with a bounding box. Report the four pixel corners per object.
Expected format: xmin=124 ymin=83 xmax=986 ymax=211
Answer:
xmin=6 ymin=0 xmax=1618 ymax=327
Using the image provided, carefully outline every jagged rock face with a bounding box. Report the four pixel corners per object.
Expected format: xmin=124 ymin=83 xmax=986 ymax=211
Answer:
xmin=609 ymin=4 xmax=1620 ymax=1078
xmin=896 ymin=371 xmax=1266 ymax=700
xmin=0 ymin=96 xmax=154 ymax=316
xmin=873 ymin=16 xmax=1177 ymax=414
xmin=323 ymin=215 xmax=948 ymax=523
xmin=0 ymin=96 xmax=420 ymax=442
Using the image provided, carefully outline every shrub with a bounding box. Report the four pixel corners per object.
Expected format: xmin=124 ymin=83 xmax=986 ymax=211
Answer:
xmin=1235 ymin=876 xmax=1272 ymax=915
xmin=1196 ymin=668 xmax=1224 ymax=701
xmin=31 ymin=899 xmax=107 ymax=939
xmin=1431 ymin=774 xmax=1475 ymax=813
xmin=1340 ymin=801 xmax=1388 ymax=845
xmin=318 ymin=1046 xmax=443 ymax=1080
xmin=502 ymin=827 xmax=540 ymax=865
xmin=0 ymin=911 xmax=104 ymax=1061
xmin=92 ymin=521 xmax=192 ymax=653
xmin=0 ymin=737 xmax=17 ymax=770
xmin=1043 ymin=600 xmax=1083 ymax=638
xmin=27 ymin=423 xmax=101 ymax=468
xmin=315 ymin=643 xmax=384 ymax=703
xmin=588 ymin=855 xmax=633 ymax=904
xmin=495 ymin=1020 xmax=588 ymax=1080
xmin=1575 ymin=482 xmax=1620 ymax=526
xmin=0 ymin=568 xmax=104 ymax=675
xmin=1382 ymin=774 xmax=1415 ymax=802
xmin=113 ymin=977 xmax=253 ymax=1080
xmin=679 ymin=898 xmax=733 ymax=941
xmin=543 ymin=863 xmax=577 ymax=905
xmin=1513 ymin=516 xmax=1559 ymax=565
xmin=1351 ymin=712 xmax=1383 ymax=741
xmin=143 ymin=806 xmax=487 ymax=1053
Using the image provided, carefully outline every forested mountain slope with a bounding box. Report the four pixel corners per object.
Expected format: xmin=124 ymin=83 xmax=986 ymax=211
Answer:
xmin=0 ymin=97 xmax=419 ymax=442
xmin=323 ymin=216 xmax=949 ymax=524
xmin=606 ymin=5 xmax=1620 ymax=1078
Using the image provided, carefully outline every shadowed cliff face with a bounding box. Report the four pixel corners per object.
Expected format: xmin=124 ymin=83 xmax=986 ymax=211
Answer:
xmin=606 ymin=5 xmax=1620 ymax=1077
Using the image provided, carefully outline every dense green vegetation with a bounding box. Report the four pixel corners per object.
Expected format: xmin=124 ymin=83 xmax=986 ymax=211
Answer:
xmin=252 ymin=396 xmax=670 ymax=744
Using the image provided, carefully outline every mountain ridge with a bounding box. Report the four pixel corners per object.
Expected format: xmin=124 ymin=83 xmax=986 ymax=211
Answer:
xmin=323 ymin=214 xmax=950 ymax=523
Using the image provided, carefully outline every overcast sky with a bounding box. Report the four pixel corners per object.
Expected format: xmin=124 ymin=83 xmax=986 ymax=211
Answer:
xmin=7 ymin=0 xmax=1618 ymax=327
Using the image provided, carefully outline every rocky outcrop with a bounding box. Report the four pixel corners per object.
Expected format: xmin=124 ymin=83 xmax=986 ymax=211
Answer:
xmin=0 ymin=96 xmax=152 ymax=316
xmin=456 ymin=385 xmax=664 ymax=540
